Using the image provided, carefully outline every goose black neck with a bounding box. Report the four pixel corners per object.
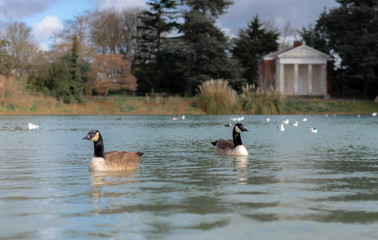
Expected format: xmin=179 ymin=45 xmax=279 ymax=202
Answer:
xmin=233 ymin=129 xmax=243 ymax=146
xmin=93 ymin=134 xmax=105 ymax=158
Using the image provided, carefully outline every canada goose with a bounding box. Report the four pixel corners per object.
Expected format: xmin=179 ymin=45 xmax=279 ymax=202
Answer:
xmin=83 ymin=130 xmax=143 ymax=171
xmin=211 ymin=123 xmax=249 ymax=156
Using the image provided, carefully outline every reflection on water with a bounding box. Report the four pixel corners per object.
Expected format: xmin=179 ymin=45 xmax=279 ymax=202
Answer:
xmin=0 ymin=115 xmax=377 ymax=239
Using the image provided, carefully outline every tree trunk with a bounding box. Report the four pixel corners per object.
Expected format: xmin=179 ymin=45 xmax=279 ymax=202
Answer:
xmin=0 ymin=74 xmax=9 ymax=103
xmin=362 ymin=79 xmax=371 ymax=99
xmin=103 ymin=88 xmax=108 ymax=102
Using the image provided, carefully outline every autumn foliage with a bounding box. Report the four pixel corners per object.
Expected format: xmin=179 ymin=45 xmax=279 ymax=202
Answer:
xmin=89 ymin=53 xmax=137 ymax=100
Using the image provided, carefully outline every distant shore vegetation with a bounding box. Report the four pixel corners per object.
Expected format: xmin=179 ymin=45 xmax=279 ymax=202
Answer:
xmin=0 ymin=76 xmax=376 ymax=115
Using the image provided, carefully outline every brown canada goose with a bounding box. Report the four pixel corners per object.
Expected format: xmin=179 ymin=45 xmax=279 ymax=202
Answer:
xmin=83 ymin=130 xmax=144 ymax=171
xmin=211 ymin=123 xmax=249 ymax=156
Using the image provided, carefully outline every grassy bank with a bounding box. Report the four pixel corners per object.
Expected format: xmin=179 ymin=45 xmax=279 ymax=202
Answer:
xmin=1 ymin=94 xmax=376 ymax=115
xmin=0 ymin=95 xmax=203 ymax=115
xmin=0 ymin=77 xmax=376 ymax=115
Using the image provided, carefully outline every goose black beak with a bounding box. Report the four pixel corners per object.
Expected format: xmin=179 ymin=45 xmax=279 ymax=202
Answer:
xmin=82 ymin=135 xmax=90 ymax=140
xmin=239 ymin=125 xmax=249 ymax=132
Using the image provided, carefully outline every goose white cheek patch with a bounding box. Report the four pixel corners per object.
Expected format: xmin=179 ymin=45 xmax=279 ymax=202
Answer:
xmin=235 ymin=126 xmax=242 ymax=133
xmin=91 ymin=132 xmax=100 ymax=142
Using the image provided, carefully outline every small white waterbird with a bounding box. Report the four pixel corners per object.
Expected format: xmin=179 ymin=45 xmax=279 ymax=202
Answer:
xmin=309 ymin=128 xmax=318 ymax=133
xmin=292 ymin=121 xmax=299 ymax=127
xmin=28 ymin=123 xmax=39 ymax=130
xmin=282 ymin=119 xmax=289 ymax=124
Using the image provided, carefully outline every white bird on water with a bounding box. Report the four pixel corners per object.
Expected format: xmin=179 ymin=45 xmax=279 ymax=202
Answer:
xmin=28 ymin=123 xmax=39 ymax=130
xmin=292 ymin=121 xmax=299 ymax=127
xmin=277 ymin=124 xmax=285 ymax=132
xmin=309 ymin=128 xmax=318 ymax=133
xmin=303 ymin=117 xmax=308 ymax=122
xmin=231 ymin=116 xmax=244 ymax=121
xmin=282 ymin=119 xmax=289 ymax=125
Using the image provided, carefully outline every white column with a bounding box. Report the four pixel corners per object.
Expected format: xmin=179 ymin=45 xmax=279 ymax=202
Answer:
xmin=321 ymin=64 xmax=327 ymax=96
xmin=308 ymin=64 xmax=312 ymax=95
xmin=279 ymin=63 xmax=285 ymax=95
xmin=294 ymin=64 xmax=298 ymax=94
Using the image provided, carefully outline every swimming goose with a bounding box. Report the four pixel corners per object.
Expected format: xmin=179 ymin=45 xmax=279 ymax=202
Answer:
xmin=83 ymin=130 xmax=143 ymax=171
xmin=211 ymin=123 xmax=249 ymax=156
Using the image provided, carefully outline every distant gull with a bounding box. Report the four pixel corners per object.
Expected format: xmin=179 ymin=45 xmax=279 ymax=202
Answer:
xmin=303 ymin=117 xmax=308 ymax=122
xmin=266 ymin=118 xmax=270 ymax=122
xmin=309 ymin=128 xmax=318 ymax=133
xmin=277 ymin=124 xmax=285 ymax=132
xmin=28 ymin=123 xmax=39 ymax=130
xmin=281 ymin=119 xmax=289 ymax=125
xmin=231 ymin=116 xmax=244 ymax=121
xmin=372 ymin=112 xmax=377 ymax=117
xmin=291 ymin=121 xmax=299 ymax=127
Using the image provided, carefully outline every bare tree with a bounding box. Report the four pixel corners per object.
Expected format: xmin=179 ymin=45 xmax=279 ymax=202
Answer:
xmin=119 ymin=7 xmax=143 ymax=61
xmin=0 ymin=20 xmax=38 ymax=102
xmin=279 ymin=22 xmax=296 ymax=50
xmin=89 ymin=53 xmax=137 ymax=101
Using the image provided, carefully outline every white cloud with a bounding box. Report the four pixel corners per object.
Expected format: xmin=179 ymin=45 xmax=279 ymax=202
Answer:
xmin=93 ymin=0 xmax=146 ymax=10
xmin=0 ymin=0 xmax=59 ymax=18
xmin=32 ymin=15 xmax=63 ymax=50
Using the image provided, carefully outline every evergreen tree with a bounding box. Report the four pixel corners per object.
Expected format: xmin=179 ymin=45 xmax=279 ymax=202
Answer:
xmin=302 ymin=0 xmax=378 ymax=98
xmin=133 ymin=0 xmax=179 ymax=92
xmin=180 ymin=0 xmax=234 ymax=96
xmin=66 ymin=35 xmax=84 ymax=103
xmin=232 ymin=15 xmax=279 ymax=86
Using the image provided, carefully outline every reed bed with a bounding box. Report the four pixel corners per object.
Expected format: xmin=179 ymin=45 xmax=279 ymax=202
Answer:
xmin=241 ymin=84 xmax=285 ymax=114
xmin=197 ymin=79 xmax=285 ymax=114
xmin=197 ymin=79 xmax=239 ymax=114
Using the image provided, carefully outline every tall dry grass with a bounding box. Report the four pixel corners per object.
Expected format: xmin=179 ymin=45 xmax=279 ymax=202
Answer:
xmin=241 ymin=84 xmax=285 ymax=114
xmin=197 ymin=79 xmax=239 ymax=114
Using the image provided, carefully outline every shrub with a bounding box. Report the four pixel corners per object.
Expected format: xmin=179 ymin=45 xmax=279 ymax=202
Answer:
xmin=241 ymin=84 xmax=285 ymax=114
xmin=197 ymin=79 xmax=239 ymax=114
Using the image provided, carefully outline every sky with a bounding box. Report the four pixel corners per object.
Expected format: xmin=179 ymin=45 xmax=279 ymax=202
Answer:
xmin=0 ymin=0 xmax=340 ymax=50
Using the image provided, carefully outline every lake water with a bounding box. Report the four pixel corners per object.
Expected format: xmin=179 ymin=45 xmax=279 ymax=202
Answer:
xmin=0 ymin=114 xmax=377 ymax=239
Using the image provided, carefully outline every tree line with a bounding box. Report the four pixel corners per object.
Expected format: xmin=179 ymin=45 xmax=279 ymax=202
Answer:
xmin=0 ymin=0 xmax=376 ymax=103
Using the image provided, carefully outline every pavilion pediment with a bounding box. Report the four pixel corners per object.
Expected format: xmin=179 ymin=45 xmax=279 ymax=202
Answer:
xmin=278 ymin=45 xmax=331 ymax=60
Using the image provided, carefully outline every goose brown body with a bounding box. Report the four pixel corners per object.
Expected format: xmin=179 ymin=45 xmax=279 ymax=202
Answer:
xmin=213 ymin=139 xmax=235 ymax=155
xmin=83 ymin=130 xmax=143 ymax=171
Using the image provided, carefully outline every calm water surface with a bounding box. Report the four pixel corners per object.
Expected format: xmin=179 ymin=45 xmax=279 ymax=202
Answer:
xmin=0 ymin=115 xmax=377 ymax=239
